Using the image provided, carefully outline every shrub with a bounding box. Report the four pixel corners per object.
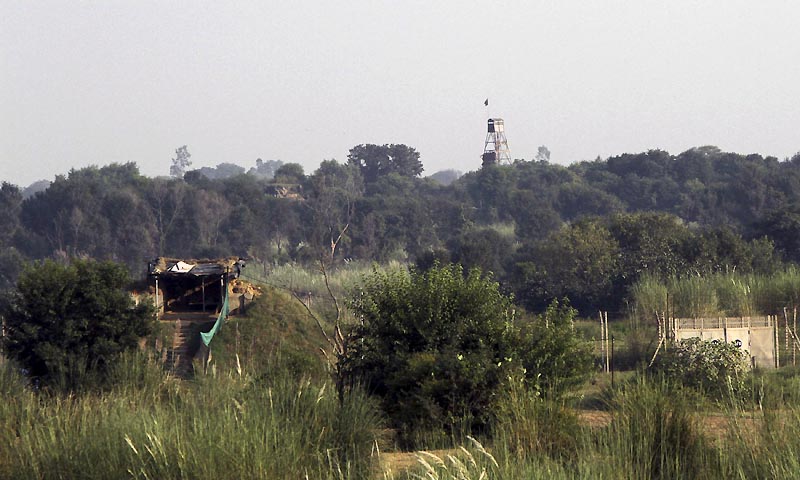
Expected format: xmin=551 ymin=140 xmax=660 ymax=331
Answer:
xmin=341 ymin=264 xmax=594 ymax=444
xmin=516 ymin=300 xmax=594 ymax=396
xmin=341 ymin=264 xmax=517 ymax=440
xmin=2 ymin=258 xmax=155 ymax=390
xmin=650 ymin=337 xmax=748 ymax=399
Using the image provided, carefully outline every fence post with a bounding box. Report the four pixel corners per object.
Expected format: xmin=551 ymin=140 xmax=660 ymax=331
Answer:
xmin=775 ymin=314 xmax=780 ymax=368
xmin=785 ymin=308 xmax=790 ymax=368
xmin=599 ymin=311 xmax=605 ymax=373
xmin=605 ymin=312 xmax=610 ymax=374
xmin=611 ymin=335 xmax=615 ymax=388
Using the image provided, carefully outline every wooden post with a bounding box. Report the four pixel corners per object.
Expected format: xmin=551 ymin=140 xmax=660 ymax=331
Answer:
xmin=785 ymin=308 xmax=790 ymax=367
xmin=604 ymin=312 xmax=610 ymax=374
xmin=775 ymin=314 xmax=780 ymax=368
xmin=611 ymin=335 xmax=615 ymax=387
xmin=657 ymin=312 xmax=663 ymax=342
xmin=220 ymin=275 xmax=225 ymax=312
xmin=649 ymin=312 xmax=666 ymax=368
xmin=154 ymin=277 xmax=159 ymax=320
xmin=599 ymin=311 xmax=605 ymax=373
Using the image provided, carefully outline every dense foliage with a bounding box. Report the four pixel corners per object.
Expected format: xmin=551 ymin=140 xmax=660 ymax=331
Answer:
xmin=2 ymin=145 xmax=800 ymax=315
xmin=651 ymin=338 xmax=749 ymax=399
xmin=515 ymin=300 xmax=594 ymax=395
xmin=340 ymin=264 xmax=592 ymax=440
xmin=2 ymin=258 xmax=154 ymax=389
xmin=342 ymin=264 xmax=517 ymax=437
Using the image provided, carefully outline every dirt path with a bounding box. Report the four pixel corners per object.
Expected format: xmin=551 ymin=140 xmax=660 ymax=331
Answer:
xmin=376 ymin=449 xmax=457 ymax=478
xmin=376 ymin=409 xmax=765 ymax=477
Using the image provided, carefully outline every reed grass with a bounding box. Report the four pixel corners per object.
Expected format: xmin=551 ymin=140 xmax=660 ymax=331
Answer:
xmin=247 ymin=260 xmax=405 ymax=299
xmin=0 ymin=354 xmax=381 ymax=479
xmin=630 ymin=268 xmax=800 ymax=319
xmin=10 ymin=355 xmax=800 ymax=479
xmin=243 ymin=260 xmax=407 ymax=324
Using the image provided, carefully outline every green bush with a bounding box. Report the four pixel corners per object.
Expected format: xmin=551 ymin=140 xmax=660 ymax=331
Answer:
xmin=2 ymin=259 xmax=155 ymax=390
xmin=341 ymin=264 xmax=594 ymax=444
xmin=341 ymin=264 xmax=518 ymax=441
xmin=650 ymin=338 xmax=748 ymax=400
xmin=516 ymin=300 xmax=594 ymax=396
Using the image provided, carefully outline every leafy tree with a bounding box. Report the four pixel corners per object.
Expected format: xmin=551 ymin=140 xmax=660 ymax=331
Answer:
xmin=513 ymin=219 xmax=621 ymax=315
xmin=100 ymin=188 xmax=157 ymax=268
xmin=2 ymin=259 xmax=155 ymax=389
xmin=169 ymin=145 xmax=192 ymax=178
xmin=428 ymin=169 xmax=462 ymax=186
xmin=145 ymin=178 xmax=187 ymax=254
xmin=273 ymin=163 xmax=305 ymax=184
xmin=556 ymin=182 xmax=624 ymax=221
xmin=683 ymin=227 xmax=764 ymax=273
xmin=508 ymin=189 xmax=562 ymax=241
xmin=21 ymin=179 xmax=51 ymax=199
xmin=261 ymin=197 xmax=301 ymax=262
xmin=753 ymin=205 xmax=800 ymax=263
xmin=462 ymin=164 xmax=515 ymax=223
xmin=535 ymin=145 xmax=551 ymax=162
xmin=302 ymin=160 xmax=363 ymax=262
xmin=341 ymin=264 xmax=517 ymax=437
xmin=247 ymin=158 xmax=284 ymax=179
xmin=340 ymin=265 xmax=594 ymax=442
xmin=189 ymin=189 xmax=232 ymax=256
xmin=190 ymin=162 xmax=246 ymax=180
xmin=0 ymin=247 xmax=25 ymax=294
xmin=608 ymin=212 xmax=691 ymax=281
xmin=449 ymin=228 xmax=513 ymax=277
xmin=18 ymin=164 xmax=154 ymax=269
xmin=0 ymin=182 xmax=22 ymax=247
xmin=347 ymin=144 xmax=423 ymax=183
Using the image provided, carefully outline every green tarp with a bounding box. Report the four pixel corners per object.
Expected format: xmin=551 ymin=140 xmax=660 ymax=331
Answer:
xmin=201 ymin=292 xmax=229 ymax=346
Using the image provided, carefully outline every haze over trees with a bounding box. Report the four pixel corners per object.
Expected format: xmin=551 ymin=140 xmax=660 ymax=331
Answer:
xmin=1 ymin=145 xmax=799 ymax=316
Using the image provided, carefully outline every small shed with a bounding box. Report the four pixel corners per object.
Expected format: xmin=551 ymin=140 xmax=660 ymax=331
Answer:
xmin=148 ymin=257 xmax=245 ymax=316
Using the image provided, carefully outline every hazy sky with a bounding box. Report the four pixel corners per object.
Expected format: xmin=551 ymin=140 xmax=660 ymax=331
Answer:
xmin=2 ymin=1 xmax=799 ymax=187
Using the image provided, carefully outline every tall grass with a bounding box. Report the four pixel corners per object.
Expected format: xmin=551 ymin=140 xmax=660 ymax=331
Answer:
xmin=0 ymin=355 xmax=382 ymax=479
xmin=628 ymin=274 xmax=668 ymax=327
xmin=597 ymin=378 xmax=714 ymax=479
xmin=721 ymin=404 xmax=800 ymax=478
xmin=491 ymin=380 xmax=580 ymax=461
xmin=630 ymin=268 xmax=800 ymax=319
xmin=12 ymin=354 xmax=800 ymax=478
xmin=668 ymin=275 xmax=720 ymax=318
xmin=247 ymin=260 xmax=406 ymax=299
xmin=243 ymin=260 xmax=407 ymax=324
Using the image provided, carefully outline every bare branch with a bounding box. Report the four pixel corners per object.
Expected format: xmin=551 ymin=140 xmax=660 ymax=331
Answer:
xmin=319 ymin=259 xmax=343 ymax=326
xmin=287 ymin=287 xmax=337 ymax=353
xmin=330 ymin=223 xmax=350 ymax=263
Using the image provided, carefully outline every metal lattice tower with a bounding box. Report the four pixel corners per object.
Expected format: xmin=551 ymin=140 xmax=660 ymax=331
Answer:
xmin=481 ymin=118 xmax=511 ymax=167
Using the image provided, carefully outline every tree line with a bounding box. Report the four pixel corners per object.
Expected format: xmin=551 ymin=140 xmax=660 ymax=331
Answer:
xmin=2 ymin=144 xmax=800 ymax=314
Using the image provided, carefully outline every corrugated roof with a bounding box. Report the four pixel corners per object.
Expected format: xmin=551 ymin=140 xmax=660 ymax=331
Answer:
xmin=149 ymin=257 xmax=241 ymax=277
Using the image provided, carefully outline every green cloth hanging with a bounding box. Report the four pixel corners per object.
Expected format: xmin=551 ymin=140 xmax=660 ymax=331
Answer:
xmin=201 ymin=292 xmax=229 ymax=346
